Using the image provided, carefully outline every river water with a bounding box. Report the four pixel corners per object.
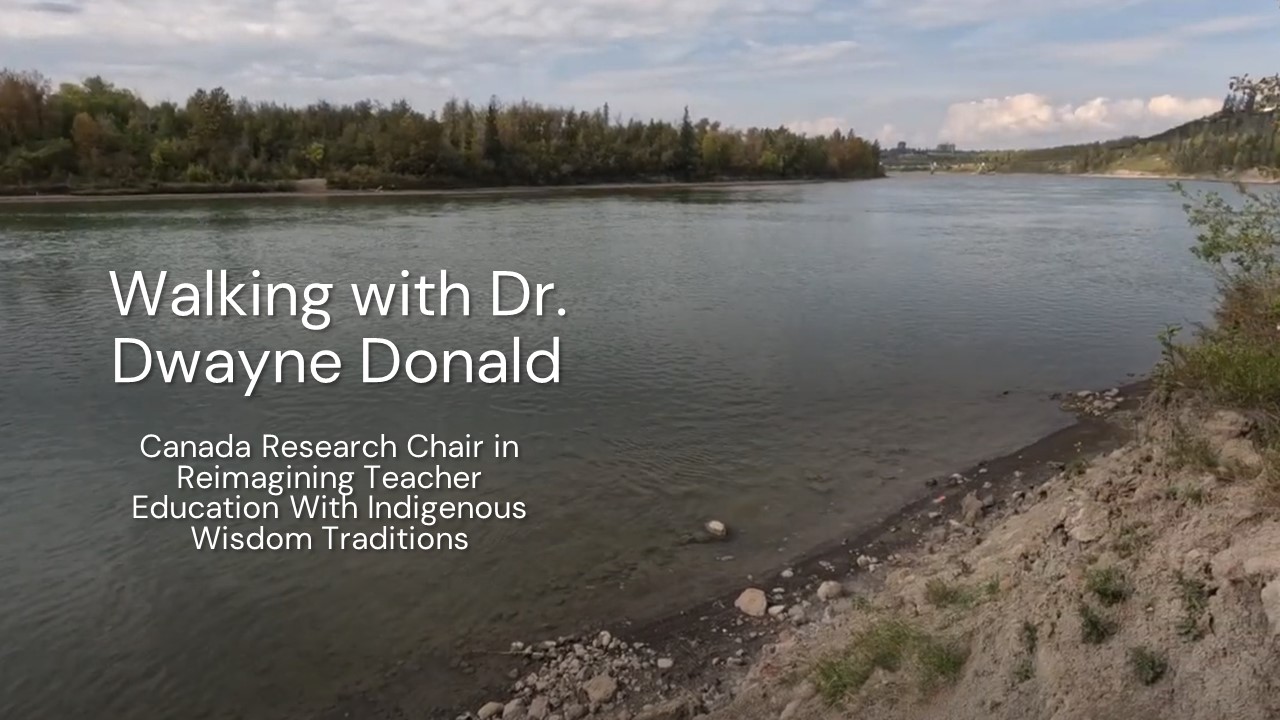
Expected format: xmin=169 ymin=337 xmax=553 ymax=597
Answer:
xmin=0 ymin=175 xmax=1217 ymax=719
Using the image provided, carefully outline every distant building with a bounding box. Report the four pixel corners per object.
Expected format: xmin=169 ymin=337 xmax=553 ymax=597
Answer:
xmin=936 ymin=143 xmax=957 ymax=153
xmin=896 ymin=141 xmax=908 ymax=152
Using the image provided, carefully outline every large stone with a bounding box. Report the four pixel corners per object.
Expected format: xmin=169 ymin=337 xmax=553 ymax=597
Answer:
xmin=961 ymin=492 xmax=984 ymax=526
xmin=479 ymin=702 xmax=505 ymax=720
xmin=1211 ymin=521 xmax=1280 ymax=581
xmin=528 ymin=697 xmax=550 ymax=720
xmin=1261 ymin=580 xmax=1280 ymax=636
xmin=816 ymin=581 xmax=844 ymax=602
xmin=503 ymin=698 xmax=527 ymax=719
xmin=582 ymin=674 xmax=618 ymax=706
xmin=1204 ymin=410 xmax=1253 ymax=440
xmin=1218 ymin=438 xmax=1264 ymax=476
xmin=735 ymin=588 xmax=768 ymax=617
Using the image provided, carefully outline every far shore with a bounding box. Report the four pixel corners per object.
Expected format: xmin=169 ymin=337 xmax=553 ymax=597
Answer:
xmin=0 ymin=178 xmax=859 ymax=206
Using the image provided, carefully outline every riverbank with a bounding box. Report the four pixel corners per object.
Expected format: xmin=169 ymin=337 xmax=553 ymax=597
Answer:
xmin=0 ymin=178 xmax=850 ymax=205
xmin=316 ymin=383 xmax=1153 ymax=720
xmin=410 ymin=382 xmax=1280 ymax=720
xmin=1077 ymin=168 xmax=1278 ymax=184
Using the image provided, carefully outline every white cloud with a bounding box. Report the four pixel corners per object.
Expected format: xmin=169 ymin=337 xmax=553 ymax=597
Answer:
xmin=939 ymin=93 xmax=1219 ymax=148
xmin=785 ymin=116 xmax=847 ymax=136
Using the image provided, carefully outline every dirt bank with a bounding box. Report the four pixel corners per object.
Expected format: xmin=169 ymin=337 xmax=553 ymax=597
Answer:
xmin=422 ymin=386 xmax=1280 ymax=720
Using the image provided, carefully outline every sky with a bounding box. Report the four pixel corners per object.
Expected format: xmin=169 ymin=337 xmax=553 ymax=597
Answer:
xmin=2 ymin=0 xmax=1277 ymax=149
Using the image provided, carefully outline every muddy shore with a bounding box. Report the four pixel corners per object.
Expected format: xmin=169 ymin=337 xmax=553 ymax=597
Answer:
xmin=312 ymin=383 xmax=1146 ymax=720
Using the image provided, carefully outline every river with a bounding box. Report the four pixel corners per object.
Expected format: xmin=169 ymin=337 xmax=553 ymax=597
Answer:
xmin=0 ymin=175 xmax=1218 ymax=719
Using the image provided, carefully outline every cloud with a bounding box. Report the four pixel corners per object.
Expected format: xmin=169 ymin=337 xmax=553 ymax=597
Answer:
xmin=566 ymin=39 xmax=866 ymax=92
xmin=862 ymin=0 xmax=1150 ymax=29
xmin=939 ymin=93 xmax=1219 ymax=148
xmin=785 ymin=116 xmax=847 ymax=136
xmin=1046 ymin=13 xmax=1277 ymax=66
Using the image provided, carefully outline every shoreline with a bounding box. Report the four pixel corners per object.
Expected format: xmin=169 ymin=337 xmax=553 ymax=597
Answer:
xmin=0 ymin=178 xmax=862 ymax=206
xmin=316 ymin=382 xmax=1148 ymax=719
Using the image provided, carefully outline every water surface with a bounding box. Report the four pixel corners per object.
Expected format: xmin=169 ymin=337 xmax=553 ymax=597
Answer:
xmin=0 ymin=175 xmax=1216 ymax=719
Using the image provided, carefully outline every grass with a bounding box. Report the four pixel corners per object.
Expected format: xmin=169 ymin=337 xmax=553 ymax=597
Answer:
xmin=1128 ymin=646 xmax=1170 ymax=685
xmin=1079 ymin=604 xmax=1118 ymax=645
xmin=1020 ymin=621 xmax=1039 ymax=654
xmin=1086 ymin=566 xmax=1132 ymax=607
xmin=1164 ymin=484 xmax=1208 ymax=505
xmin=1174 ymin=572 xmax=1212 ymax=641
xmin=925 ymin=579 xmax=979 ymax=609
xmin=1066 ymin=457 xmax=1091 ymax=477
xmin=1113 ymin=523 xmax=1152 ymax=560
xmin=814 ymin=619 xmax=968 ymax=702
xmin=1169 ymin=422 xmax=1220 ymax=471
xmin=1011 ymin=620 xmax=1039 ymax=684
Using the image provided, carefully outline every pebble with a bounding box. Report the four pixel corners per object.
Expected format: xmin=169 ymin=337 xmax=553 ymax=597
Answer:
xmin=705 ymin=520 xmax=728 ymax=539
xmin=656 ymin=658 xmax=674 ymax=670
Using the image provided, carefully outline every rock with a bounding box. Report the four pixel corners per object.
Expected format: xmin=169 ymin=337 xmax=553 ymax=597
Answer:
xmin=479 ymin=702 xmax=505 ymax=720
xmin=528 ymin=697 xmax=550 ymax=720
xmin=1205 ymin=410 xmax=1253 ymax=440
xmin=1065 ymin=502 xmax=1109 ymax=543
xmin=768 ymin=604 xmax=786 ymax=617
xmin=816 ymin=580 xmax=844 ymax=601
xmin=1211 ymin=522 xmax=1280 ymax=580
xmin=582 ymin=674 xmax=618 ymax=706
xmin=735 ymin=588 xmax=768 ymax=617
xmin=780 ymin=568 xmax=795 ymax=579
xmin=856 ymin=554 xmax=874 ymax=569
xmin=657 ymin=657 xmax=675 ymax=670
xmin=503 ymin=698 xmax=527 ymax=719
xmin=563 ymin=704 xmax=587 ymax=720
xmin=961 ymin=492 xmax=985 ymax=526
xmin=779 ymin=700 xmax=802 ymax=720
xmin=928 ymin=511 xmax=943 ymax=521
xmin=596 ymin=631 xmax=613 ymax=648
xmin=1262 ymin=580 xmax=1280 ymax=636
xmin=705 ymin=520 xmax=728 ymax=539
xmin=1219 ymin=438 xmax=1264 ymax=476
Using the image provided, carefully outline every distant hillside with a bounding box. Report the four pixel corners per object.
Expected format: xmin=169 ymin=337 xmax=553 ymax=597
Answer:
xmin=982 ymin=110 xmax=1279 ymax=177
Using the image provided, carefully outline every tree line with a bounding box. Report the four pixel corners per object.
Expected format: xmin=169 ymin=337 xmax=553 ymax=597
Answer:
xmin=0 ymin=70 xmax=884 ymax=194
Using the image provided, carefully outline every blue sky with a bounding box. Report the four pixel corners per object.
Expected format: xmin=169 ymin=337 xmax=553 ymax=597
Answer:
xmin=3 ymin=0 xmax=1277 ymax=148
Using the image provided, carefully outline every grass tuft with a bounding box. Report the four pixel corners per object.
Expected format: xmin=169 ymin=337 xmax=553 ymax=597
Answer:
xmin=1079 ymin=604 xmax=1118 ymax=645
xmin=924 ymin=579 xmax=978 ymax=609
xmin=814 ymin=619 xmax=968 ymax=703
xmin=1086 ymin=566 xmax=1132 ymax=607
xmin=1128 ymin=646 xmax=1169 ymax=685
xmin=1169 ymin=422 xmax=1220 ymax=471
xmin=1174 ymin=572 xmax=1212 ymax=641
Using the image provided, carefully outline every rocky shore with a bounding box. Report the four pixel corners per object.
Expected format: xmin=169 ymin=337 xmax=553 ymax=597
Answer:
xmin=445 ymin=385 xmax=1280 ymax=720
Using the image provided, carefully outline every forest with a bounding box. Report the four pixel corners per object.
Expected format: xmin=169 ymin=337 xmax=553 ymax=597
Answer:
xmin=0 ymin=70 xmax=884 ymax=196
